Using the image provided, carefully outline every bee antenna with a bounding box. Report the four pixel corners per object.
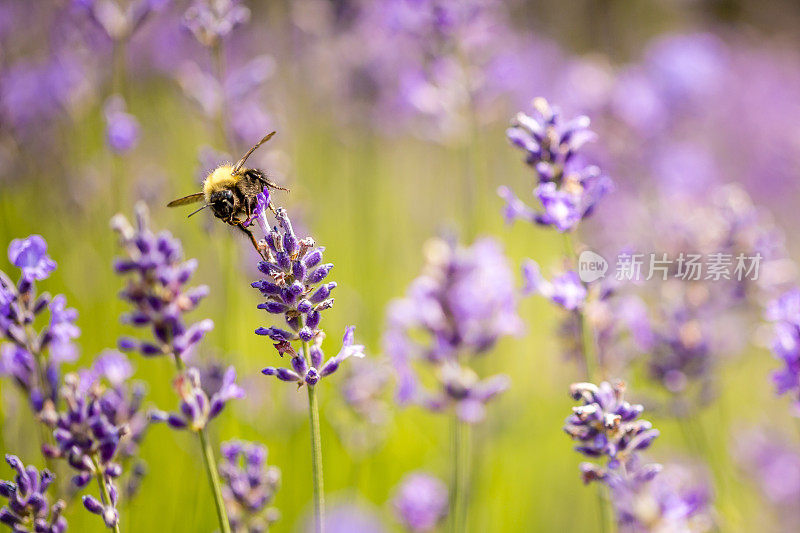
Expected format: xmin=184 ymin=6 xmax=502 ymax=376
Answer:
xmin=233 ymin=131 xmax=276 ymax=174
xmin=187 ymin=204 xmax=210 ymax=218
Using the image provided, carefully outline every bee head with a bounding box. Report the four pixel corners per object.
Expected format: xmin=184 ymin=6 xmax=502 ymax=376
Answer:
xmin=209 ymin=189 xmax=236 ymax=221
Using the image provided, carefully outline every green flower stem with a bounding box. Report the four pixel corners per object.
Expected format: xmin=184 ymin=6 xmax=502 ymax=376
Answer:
xmin=171 ymin=354 xmax=231 ymax=533
xmin=198 ymin=426 xmax=231 ymax=533
xmin=449 ymin=417 xmax=470 ymax=533
xmin=563 ymin=232 xmax=613 ymax=531
xmin=562 ymin=232 xmax=600 ymax=381
xmin=92 ymin=455 xmax=121 ymax=533
xmin=302 ymin=338 xmax=325 ymax=533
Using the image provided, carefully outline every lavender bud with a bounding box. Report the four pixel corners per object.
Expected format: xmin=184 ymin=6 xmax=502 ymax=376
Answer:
xmin=82 ymin=495 xmax=104 ymax=515
xmin=305 ymin=264 xmax=333 ymax=284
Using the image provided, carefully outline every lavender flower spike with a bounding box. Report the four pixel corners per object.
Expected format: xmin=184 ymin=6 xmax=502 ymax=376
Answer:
xmin=501 ymin=98 xmax=612 ymax=232
xmin=41 ymin=373 xmax=125 ymax=530
xmin=157 ymin=366 xmax=244 ymax=432
xmin=8 ymin=235 xmax=56 ymax=282
xmin=766 ymin=288 xmax=800 ymax=414
xmin=254 ymin=208 xmax=363 ymax=387
xmin=385 ymin=237 xmax=521 ymax=423
xmin=391 ymin=472 xmax=448 ymax=533
xmin=112 ymin=203 xmax=213 ymax=363
xmin=219 ymin=440 xmax=280 ymax=532
xmin=183 ymin=0 xmax=251 ymax=48
xmin=564 ymin=381 xmax=659 ymax=474
xmin=562 ymin=381 xmax=713 ymax=529
xmin=0 ymin=455 xmax=66 ymax=533
xmin=522 ymin=260 xmax=586 ymax=310
xmin=0 ymin=235 xmax=78 ymax=416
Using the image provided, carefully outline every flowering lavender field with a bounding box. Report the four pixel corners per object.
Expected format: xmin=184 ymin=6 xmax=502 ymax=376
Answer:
xmin=1 ymin=1 xmax=799 ymax=532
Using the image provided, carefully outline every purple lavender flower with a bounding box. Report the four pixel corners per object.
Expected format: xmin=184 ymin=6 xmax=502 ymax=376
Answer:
xmin=8 ymin=236 xmax=56 ymax=282
xmin=328 ymin=357 xmax=394 ymax=455
xmin=157 ymin=365 xmax=244 ymax=431
xmin=564 ymin=381 xmax=659 ymax=478
xmin=766 ymin=288 xmax=800 ymax=415
xmin=183 ymin=0 xmax=250 ymax=48
xmin=385 ymin=237 xmax=521 ymax=423
xmin=507 ymin=97 xmax=596 ymax=170
xmin=41 ymin=373 xmax=124 ymax=529
xmin=103 ymin=95 xmax=140 ymax=154
xmin=736 ymin=428 xmax=800 ymax=527
xmin=311 ymin=501 xmax=386 ymax=533
xmin=85 ymin=351 xmax=152 ymax=465
xmin=0 ymin=455 xmax=67 ymax=533
xmin=0 ymin=236 xmax=78 ymax=415
xmin=391 ymin=472 xmax=448 ymax=532
xmin=219 ymin=440 xmax=280 ymax=533
xmin=610 ymin=462 xmax=714 ymax=533
xmin=0 ymin=50 xmax=92 ymax=140
xmin=73 ymin=0 xmax=171 ymax=42
xmin=501 ymin=98 xmax=612 ymax=232
xmin=563 ymin=382 xmax=712 ymax=530
xmin=112 ymin=203 xmax=213 ymax=363
xmin=254 ymin=208 xmax=364 ymax=387
xmin=522 ymin=260 xmax=586 ymax=310
xmin=176 ymin=54 xmax=277 ymax=147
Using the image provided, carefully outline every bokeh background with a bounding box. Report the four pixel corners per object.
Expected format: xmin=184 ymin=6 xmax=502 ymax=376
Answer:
xmin=1 ymin=0 xmax=800 ymax=531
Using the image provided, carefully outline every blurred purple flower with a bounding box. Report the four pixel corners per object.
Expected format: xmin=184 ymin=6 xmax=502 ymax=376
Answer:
xmin=0 ymin=455 xmax=67 ymax=533
xmin=310 ymin=501 xmax=386 ymax=533
xmin=385 ymin=237 xmax=521 ymax=423
xmin=735 ymin=428 xmax=800 ymax=527
xmin=183 ymin=0 xmax=250 ymax=48
xmin=330 ymin=357 xmax=394 ymax=454
xmin=391 ymin=472 xmax=448 ymax=532
xmin=0 ymin=52 xmax=92 ymax=138
xmin=610 ymin=462 xmax=714 ymax=533
xmin=219 ymin=440 xmax=280 ymax=532
xmin=104 ymin=95 xmax=140 ymax=154
xmin=522 ymin=260 xmax=586 ymax=310
xmin=73 ymin=0 xmax=171 ymax=41
xmin=766 ymin=288 xmax=800 ymax=414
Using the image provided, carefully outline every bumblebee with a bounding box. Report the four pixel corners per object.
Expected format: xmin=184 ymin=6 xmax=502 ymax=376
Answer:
xmin=167 ymin=131 xmax=287 ymax=248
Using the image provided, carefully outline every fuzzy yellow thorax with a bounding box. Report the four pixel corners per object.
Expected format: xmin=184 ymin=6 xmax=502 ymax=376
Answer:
xmin=202 ymin=164 xmax=240 ymax=201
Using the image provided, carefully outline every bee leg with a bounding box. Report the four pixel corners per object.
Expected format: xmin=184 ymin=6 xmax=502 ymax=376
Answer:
xmin=237 ymin=224 xmax=265 ymax=257
xmin=266 ymin=179 xmax=290 ymax=192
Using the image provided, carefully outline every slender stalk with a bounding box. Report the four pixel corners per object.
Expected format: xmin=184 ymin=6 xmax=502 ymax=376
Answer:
xmin=449 ymin=417 xmax=470 ymax=533
xmin=170 ymin=354 xmax=231 ymax=533
xmin=596 ymin=485 xmax=611 ymax=533
xmin=23 ymin=325 xmax=55 ymax=471
xmin=563 ymin=233 xmax=614 ymax=531
xmin=92 ymin=455 xmax=121 ymax=533
xmin=112 ymin=38 xmax=127 ymax=97
xmin=198 ymin=427 xmax=231 ymax=533
xmin=302 ymin=338 xmax=325 ymax=533
xmin=563 ymin=232 xmax=599 ymax=381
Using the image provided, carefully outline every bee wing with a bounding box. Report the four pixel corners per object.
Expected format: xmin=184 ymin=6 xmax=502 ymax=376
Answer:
xmin=233 ymin=131 xmax=276 ymax=174
xmin=166 ymin=193 xmax=205 ymax=207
